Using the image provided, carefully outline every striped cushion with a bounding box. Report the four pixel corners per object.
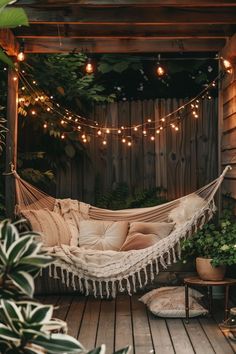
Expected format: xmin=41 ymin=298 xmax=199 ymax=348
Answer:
xmin=21 ymin=209 xmax=71 ymax=247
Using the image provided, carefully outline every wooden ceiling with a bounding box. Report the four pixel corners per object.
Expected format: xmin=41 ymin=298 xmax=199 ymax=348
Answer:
xmin=3 ymin=1 xmax=236 ymax=54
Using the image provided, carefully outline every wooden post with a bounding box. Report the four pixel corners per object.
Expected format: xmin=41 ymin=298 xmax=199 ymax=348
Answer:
xmin=5 ymin=65 xmax=18 ymax=219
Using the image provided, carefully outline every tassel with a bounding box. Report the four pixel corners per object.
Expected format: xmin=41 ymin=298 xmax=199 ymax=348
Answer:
xmin=150 ymin=262 xmax=154 ymax=281
xmin=126 ymin=278 xmax=131 ymax=296
xmin=155 ymin=259 xmax=159 ymax=274
xmin=118 ymin=279 xmax=124 ymax=292
xmin=61 ymin=268 xmax=65 ymax=284
xmin=99 ymin=281 xmax=103 ymax=298
xmin=85 ymin=278 xmax=89 ymax=296
xmin=93 ymin=280 xmax=97 ymax=298
xmin=111 ymin=281 xmax=116 ymax=298
xmin=167 ymin=251 xmax=171 ymax=265
xmin=132 ymin=274 xmax=136 ymax=293
xmin=144 ymin=267 xmax=148 ymax=285
xmin=54 ymin=266 xmax=58 ymax=279
xmin=172 ymin=247 xmax=177 ymax=263
xmin=66 ymin=272 xmax=70 ymax=287
xmin=79 ymin=277 xmax=84 ymax=292
xmin=137 ymin=270 xmax=142 ymax=288
xmin=160 ymin=255 xmax=167 ymax=269
xmin=177 ymin=241 xmax=181 ymax=259
xmin=105 ymin=281 xmax=110 ymax=298
xmin=72 ymin=274 xmax=76 ymax=290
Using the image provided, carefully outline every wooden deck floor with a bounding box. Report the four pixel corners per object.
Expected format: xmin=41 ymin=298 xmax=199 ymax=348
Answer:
xmin=41 ymin=295 xmax=236 ymax=354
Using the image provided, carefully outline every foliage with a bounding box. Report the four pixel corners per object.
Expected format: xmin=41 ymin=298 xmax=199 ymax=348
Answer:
xmin=0 ymin=219 xmax=52 ymax=299
xmin=181 ymin=209 xmax=236 ymax=267
xmin=0 ymin=0 xmax=28 ymax=66
xmin=95 ymin=182 xmax=167 ymax=210
xmin=0 ymin=299 xmax=85 ymax=353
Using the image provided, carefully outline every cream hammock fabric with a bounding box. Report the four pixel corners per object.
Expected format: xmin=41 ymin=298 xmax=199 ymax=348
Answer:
xmin=13 ymin=166 xmax=231 ymax=298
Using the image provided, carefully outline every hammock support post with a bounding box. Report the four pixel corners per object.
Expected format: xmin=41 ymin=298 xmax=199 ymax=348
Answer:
xmin=5 ymin=65 xmax=19 ymax=219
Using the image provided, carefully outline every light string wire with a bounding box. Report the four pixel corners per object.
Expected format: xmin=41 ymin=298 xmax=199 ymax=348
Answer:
xmin=17 ymin=69 xmax=223 ymax=142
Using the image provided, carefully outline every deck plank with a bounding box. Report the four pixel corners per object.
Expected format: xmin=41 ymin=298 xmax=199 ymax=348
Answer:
xmin=115 ymin=295 xmax=134 ymax=354
xmin=148 ymin=313 xmax=175 ymax=354
xmin=200 ymin=317 xmax=235 ymax=354
xmin=166 ymin=319 xmax=195 ymax=354
xmin=131 ymin=295 xmax=153 ymax=354
xmin=96 ymin=299 xmax=116 ymax=354
xmin=53 ymin=295 xmax=73 ymax=320
xmin=66 ymin=296 xmax=87 ymax=338
xmin=184 ymin=319 xmax=215 ymax=354
xmin=78 ymin=297 xmax=101 ymax=352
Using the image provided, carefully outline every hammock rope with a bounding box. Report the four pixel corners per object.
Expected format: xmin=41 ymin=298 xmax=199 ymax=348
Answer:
xmin=11 ymin=165 xmax=232 ymax=297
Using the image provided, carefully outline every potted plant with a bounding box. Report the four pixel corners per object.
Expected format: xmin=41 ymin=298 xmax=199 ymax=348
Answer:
xmin=182 ymin=209 xmax=236 ymax=281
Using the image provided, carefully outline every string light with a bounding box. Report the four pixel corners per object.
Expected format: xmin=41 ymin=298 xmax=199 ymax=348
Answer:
xmin=17 ymin=42 xmax=25 ymax=62
xmin=85 ymin=58 xmax=95 ymax=74
xmin=102 ymin=140 xmax=107 ymax=145
xmin=18 ymin=68 xmax=225 ymax=150
xmin=61 ymin=133 xmax=65 ymax=139
xmin=13 ymin=76 xmax=17 ymax=81
xmin=43 ymin=122 xmax=48 ymax=128
xmin=156 ymin=54 xmax=166 ymax=77
xmin=127 ymin=141 xmax=132 ymax=146
xmin=222 ymin=58 xmax=233 ymax=74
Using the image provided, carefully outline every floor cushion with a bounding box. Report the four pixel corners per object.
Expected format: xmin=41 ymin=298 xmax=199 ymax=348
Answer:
xmin=139 ymin=286 xmax=208 ymax=318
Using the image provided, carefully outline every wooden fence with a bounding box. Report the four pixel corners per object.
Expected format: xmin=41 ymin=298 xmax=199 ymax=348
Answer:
xmin=56 ymin=98 xmax=218 ymax=204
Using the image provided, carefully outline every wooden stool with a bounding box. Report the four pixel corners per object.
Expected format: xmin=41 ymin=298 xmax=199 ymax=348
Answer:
xmin=184 ymin=276 xmax=236 ymax=323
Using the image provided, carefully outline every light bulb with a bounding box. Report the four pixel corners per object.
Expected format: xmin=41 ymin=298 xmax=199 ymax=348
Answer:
xmin=61 ymin=120 xmax=65 ymax=125
xmin=122 ymin=138 xmax=126 ymax=143
xmin=151 ymin=136 xmax=155 ymax=141
xmin=118 ymin=129 xmax=122 ymax=134
xmin=223 ymin=59 xmax=233 ymax=74
xmin=161 ymin=118 xmax=165 ymax=122
xmin=134 ymin=126 xmax=138 ymax=131
xmin=156 ymin=65 xmax=165 ymax=77
xmin=46 ymin=107 xmax=51 ymax=112
xmin=13 ymin=76 xmax=17 ymax=81
xmin=103 ymin=140 xmax=107 ymax=145
xmin=97 ymin=130 xmax=102 ymax=136
xmin=17 ymin=51 xmax=25 ymax=62
xmin=175 ymin=126 xmax=179 ymax=131
xmin=127 ymin=141 xmax=132 ymax=146
xmin=82 ymin=134 xmax=86 ymax=139
xmin=31 ymin=110 xmax=36 ymax=115
xmin=147 ymin=119 xmax=152 ymax=123
xmin=85 ymin=58 xmax=94 ymax=74
xmin=61 ymin=133 xmax=65 ymax=139
xmin=156 ymin=129 xmax=160 ymax=134
xmin=106 ymin=128 xmax=110 ymax=134
xmin=143 ymin=130 xmax=147 ymax=135
xmin=43 ymin=123 xmax=48 ymax=128
xmin=83 ymin=138 xmax=87 ymax=143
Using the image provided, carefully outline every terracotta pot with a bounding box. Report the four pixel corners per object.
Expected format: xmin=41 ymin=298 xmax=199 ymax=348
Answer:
xmin=196 ymin=257 xmax=226 ymax=281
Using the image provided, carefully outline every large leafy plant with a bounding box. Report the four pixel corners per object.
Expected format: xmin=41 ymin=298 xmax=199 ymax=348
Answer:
xmin=0 ymin=0 xmax=28 ymax=65
xmin=181 ymin=209 xmax=236 ymax=267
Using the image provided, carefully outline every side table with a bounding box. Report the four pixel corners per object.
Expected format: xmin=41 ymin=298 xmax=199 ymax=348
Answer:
xmin=184 ymin=276 xmax=236 ymax=323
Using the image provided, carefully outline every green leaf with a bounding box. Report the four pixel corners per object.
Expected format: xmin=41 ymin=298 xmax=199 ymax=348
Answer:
xmin=114 ymin=346 xmax=132 ymax=354
xmin=19 ymin=255 xmax=52 ymax=267
xmin=0 ymin=8 xmax=28 ymax=28
xmin=87 ymin=345 xmax=106 ymax=354
xmin=0 ymin=47 xmax=13 ymax=66
xmin=7 ymin=235 xmax=32 ymax=264
xmin=0 ymin=323 xmax=20 ymax=341
xmin=32 ymin=333 xmax=85 ymax=353
xmin=9 ymin=271 xmax=34 ymax=297
xmin=29 ymin=304 xmax=53 ymax=324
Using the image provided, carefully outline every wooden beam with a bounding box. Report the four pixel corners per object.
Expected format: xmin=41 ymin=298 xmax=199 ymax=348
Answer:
xmin=14 ymin=24 xmax=236 ymax=39
xmin=5 ymin=66 xmax=18 ymax=219
xmin=15 ymin=1 xmax=236 ymax=7
xmin=0 ymin=29 xmax=19 ymax=56
xmin=19 ymin=6 xmax=236 ymax=25
xmin=24 ymin=38 xmax=226 ymax=53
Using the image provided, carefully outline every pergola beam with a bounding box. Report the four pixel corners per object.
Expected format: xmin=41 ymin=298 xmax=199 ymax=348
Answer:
xmin=18 ymin=6 xmax=236 ymax=25
xmin=15 ymin=1 xmax=236 ymax=7
xmin=15 ymin=24 xmax=236 ymax=39
xmin=24 ymin=38 xmax=226 ymax=53
xmin=0 ymin=29 xmax=19 ymax=56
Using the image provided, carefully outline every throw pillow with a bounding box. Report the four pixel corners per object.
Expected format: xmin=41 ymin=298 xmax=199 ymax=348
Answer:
xmin=120 ymin=222 xmax=175 ymax=251
xmin=168 ymin=194 xmax=205 ymax=225
xmin=139 ymin=286 xmax=207 ymax=318
xmin=79 ymin=220 xmax=129 ymax=251
xmin=21 ymin=209 xmax=72 ymax=247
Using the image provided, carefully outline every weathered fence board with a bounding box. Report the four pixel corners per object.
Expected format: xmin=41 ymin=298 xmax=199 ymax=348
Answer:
xmin=57 ymin=98 xmax=218 ymax=204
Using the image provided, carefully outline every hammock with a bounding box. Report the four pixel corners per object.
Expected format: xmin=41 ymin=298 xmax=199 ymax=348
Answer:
xmin=12 ymin=166 xmax=231 ymax=298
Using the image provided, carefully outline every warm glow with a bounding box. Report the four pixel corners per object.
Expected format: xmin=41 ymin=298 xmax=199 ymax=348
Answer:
xmin=82 ymin=134 xmax=86 ymax=139
xmin=97 ymin=130 xmax=102 ymax=135
xmin=31 ymin=110 xmax=36 ymax=115
xmin=147 ymin=119 xmax=152 ymax=123
xmin=13 ymin=76 xmax=17 ymax=81
xmin=85 ymin=58 xmax=94 ymax=74
xmin=223 ymin=59 xmax=233 ymax=74
xmin=156 ymin=65 xmax=165 ymax=77
xmin=77 ymin=126 xmax=81 ymax=130
xmin=61 ymin=133 xmax=65 ymax=139
xmin=143 ymin=130 xmax=147 ymax=135
xmin=134 ymin=126 xmax=138 ymax=131
xmin=175 ymin=126 xmax=179 ymax=131
xmin=122 ymin=138 xmax=126 ymax=143
xmin=43 ymin=123 xmax=48 ymax=128
xmin=118 ymin=129 xmax=122 ymax=134
xmin=161 ymin=118 xmax=165 ymax=122
xmin=127 ymin=141 xmax=132 ymax=146
xmin=106 ymin=128 xmax=110 ymax=134
xmin=150 ymin=136 xmax=155 ymax=141
xmin=17 ymin=51 xmax=25 ymax=62
xmin=156 ymin=129 xmax=160 ymax=134
xmin=61 ymin=120 xmax=65 ymax=125
xmin=33 ymin=80 xmax=36 ymax=84
xmin=103 ymin=140 xmax=107 ymax=145
xmin=46 ymin=107 xmax=51 ymax=112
